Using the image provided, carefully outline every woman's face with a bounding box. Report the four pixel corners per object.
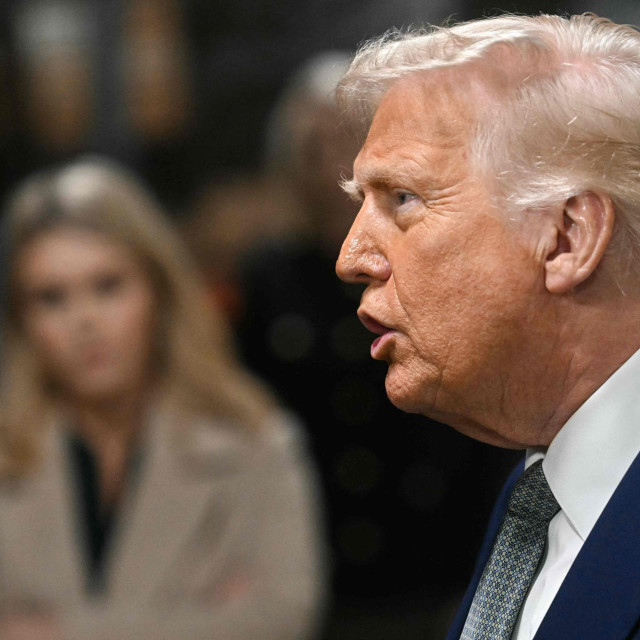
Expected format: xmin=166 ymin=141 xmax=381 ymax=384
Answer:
xmin=16 ymin=226 xmax=158 ymax=404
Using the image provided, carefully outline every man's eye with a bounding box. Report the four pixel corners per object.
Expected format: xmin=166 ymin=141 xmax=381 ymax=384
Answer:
xmin=396 ymin=191 xmax=418 ymax=206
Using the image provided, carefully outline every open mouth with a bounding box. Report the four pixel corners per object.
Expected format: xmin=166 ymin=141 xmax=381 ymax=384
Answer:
xmin=358 ymin=311 xmax=393 ymax=336
xmin=358 ymin=311 xmax=396 ymax=358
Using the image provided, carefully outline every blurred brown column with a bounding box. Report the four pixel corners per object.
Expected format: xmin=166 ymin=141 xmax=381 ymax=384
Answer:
xmin=15 ymin=0 xmax=95 ymax=153
xmin=122 ymin=0 xmax=193 ymax=144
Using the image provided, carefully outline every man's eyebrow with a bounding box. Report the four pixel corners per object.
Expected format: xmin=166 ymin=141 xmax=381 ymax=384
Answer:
xmin=342 ymin=164 xmax=425 ymax=200
xmin=340 ymin=177 xmax=364 ymax=202
xmin=341 ymin=170 xmax=397 ymax=200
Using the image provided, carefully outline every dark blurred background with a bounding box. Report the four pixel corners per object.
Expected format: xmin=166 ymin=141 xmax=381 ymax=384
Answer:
xmin=0 ymin=1 xmax=637 ymax=638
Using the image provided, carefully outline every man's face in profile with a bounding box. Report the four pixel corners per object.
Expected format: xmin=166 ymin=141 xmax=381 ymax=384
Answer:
xmin=336 ymin=72 xmax=549 ymax=445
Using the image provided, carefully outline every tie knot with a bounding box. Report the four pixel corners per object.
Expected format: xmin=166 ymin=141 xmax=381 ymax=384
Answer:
xmin=507 ymin=460 xmax=560 ymax=525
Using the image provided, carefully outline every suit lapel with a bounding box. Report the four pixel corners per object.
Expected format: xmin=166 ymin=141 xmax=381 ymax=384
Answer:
xmin=108 ymin=411 xmax=251 ymax=601
xmin=534 ymin=450 xmax=640 ymax=640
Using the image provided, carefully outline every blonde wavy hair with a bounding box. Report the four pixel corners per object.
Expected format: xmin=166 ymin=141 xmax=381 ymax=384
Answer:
xmin=338 ymin=13 xmax=640 ymax=278
xmin=0 ymin=157 xmax=275 ymax=475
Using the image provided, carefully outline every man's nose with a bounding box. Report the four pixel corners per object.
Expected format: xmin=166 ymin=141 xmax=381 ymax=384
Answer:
xmin=335 ymin=213 xmax=391 ymax=284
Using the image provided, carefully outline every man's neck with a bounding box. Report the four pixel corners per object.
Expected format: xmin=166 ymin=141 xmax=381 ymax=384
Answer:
xmin=533 ymin=294 xmax=640 ymax=447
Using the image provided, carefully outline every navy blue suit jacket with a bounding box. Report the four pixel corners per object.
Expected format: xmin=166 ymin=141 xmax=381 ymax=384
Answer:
xmin=446 ymin=452 xmax=640 ymax=640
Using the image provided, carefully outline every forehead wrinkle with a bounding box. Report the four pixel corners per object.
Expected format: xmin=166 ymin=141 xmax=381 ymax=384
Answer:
xmin=356 ymin=134 xmax=433 ymax=175
xmin=355 ymin=139 xmax=462 ymax=195
xmin=355 ymin=160 xmax=424 ymax=189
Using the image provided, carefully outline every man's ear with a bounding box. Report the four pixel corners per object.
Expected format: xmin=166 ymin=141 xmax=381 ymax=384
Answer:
xmin=544 ymin=191 xmax=615 ymax=294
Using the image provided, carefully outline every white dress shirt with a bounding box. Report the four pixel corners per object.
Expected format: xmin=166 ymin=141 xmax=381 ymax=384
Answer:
xmin=512 ymin=348 xmax=640 ymax=640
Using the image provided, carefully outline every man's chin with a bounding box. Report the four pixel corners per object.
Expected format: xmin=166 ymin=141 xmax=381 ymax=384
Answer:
xmin=385 ymin=374 xmax=529 ymax=449
xmin=383 ymin=372 xmax=431 ymax=415
xmin=383 ymin=369 xmax=483 ymax=432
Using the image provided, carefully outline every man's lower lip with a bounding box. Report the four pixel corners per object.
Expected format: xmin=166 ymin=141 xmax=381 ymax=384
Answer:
xmin=371 ymin=331 xmax=394 ymax=358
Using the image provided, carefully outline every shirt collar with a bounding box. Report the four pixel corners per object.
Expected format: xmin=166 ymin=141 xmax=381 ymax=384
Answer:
xmin=525 ymin=348 xmax=640 ymax=541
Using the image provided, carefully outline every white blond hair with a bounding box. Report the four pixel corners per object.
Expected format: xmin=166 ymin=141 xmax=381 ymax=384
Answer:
xmin=337 ymin=14 xmax=640 ymax=277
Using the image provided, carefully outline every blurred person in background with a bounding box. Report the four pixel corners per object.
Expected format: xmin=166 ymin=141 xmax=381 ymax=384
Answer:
xmin=236 ymin=52 xmax=519 ymax=638
xmin=0 ymin=158 xmax=325 ymax=640
xmin=180 ymin=53 xmax=355 ymax=324
xmin=261 ymin=51 xmax=361 ymax=256
xmin=182 ymin=171 xmax=305 ymax=321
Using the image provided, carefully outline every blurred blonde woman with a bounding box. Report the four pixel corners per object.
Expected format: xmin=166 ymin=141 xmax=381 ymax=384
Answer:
xmin=0 ymin=158 xmax=326 ymax=640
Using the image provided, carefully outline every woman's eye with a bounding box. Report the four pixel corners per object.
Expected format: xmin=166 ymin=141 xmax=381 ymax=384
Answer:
xmin=95 ymin=274 xmax=123 ymax=295
xmin=31 ymin=287 xmax=66 ymax=308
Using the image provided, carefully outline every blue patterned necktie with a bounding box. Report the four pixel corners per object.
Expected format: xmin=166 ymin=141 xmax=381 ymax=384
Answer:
xmin=461 ymin=460 xmax=560 ymax=640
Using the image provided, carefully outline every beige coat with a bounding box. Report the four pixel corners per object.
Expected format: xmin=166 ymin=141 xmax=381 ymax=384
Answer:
xmin=0 ymin=410 xmax=326 ymax=640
